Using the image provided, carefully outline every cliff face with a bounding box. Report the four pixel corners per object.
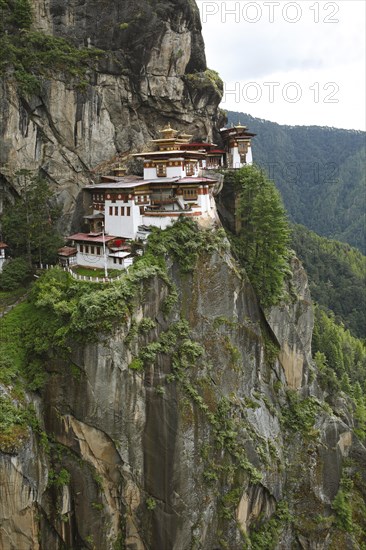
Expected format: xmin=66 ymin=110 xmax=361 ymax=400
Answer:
xmin=1 ymin=232 xmax=364 ymax=549
xmin=0 ymin=0 xmax=222 ymax=231
xmin=1 ymin=2 xmax=365 ymax=548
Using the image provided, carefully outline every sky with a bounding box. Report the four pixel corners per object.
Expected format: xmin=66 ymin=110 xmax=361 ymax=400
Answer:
xmin=198 ymin=0 xmax=366 ymax=130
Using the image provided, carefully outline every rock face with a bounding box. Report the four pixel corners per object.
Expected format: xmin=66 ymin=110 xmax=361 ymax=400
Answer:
xmin=0 ymin=0 xmax=223 ymax=231
xmin=1 ymin=2 xmax=365 ymax=548
xmin=1 ymin=241 xmax=365 ymax=549
xmin=266 ymin=256 xmax=314 ymax=391
xmin=0 ymin=434 xmax=46 ymax=550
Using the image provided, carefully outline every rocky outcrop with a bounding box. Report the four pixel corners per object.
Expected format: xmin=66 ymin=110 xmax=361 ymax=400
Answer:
xmin=1 ymin=241 xmax=364 ymax=549
xmin=0 ymin=433 xmax=46 ymax=550
xmin=0 ymin=0 xmax=223 ymax=232
xmin=266 ymin=255 xmax=314 ymax=390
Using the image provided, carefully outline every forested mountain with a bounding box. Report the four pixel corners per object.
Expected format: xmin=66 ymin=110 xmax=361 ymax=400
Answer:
xmin=291 ymin=224 xmax=366 ymax=338
xmin=226 ymin=112 xmax=366 ymax=253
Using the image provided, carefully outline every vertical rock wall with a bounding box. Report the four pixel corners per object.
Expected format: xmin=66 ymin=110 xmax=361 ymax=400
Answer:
xmin=0 ymin=0 xmax=223 ymax=231
xmin=1 ymin=244 xmax=364 ymax=549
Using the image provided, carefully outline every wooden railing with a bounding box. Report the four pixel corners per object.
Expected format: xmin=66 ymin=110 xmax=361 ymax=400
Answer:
xmin=39 ymin=264 xmax=127 ymax=283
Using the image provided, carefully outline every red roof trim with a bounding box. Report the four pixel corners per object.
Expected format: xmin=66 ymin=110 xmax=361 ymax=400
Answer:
xmin=68 ymin=233 xmax=118 ymax=243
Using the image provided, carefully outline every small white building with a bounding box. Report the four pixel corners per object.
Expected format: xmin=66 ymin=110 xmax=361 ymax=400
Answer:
xmin=57 ymin=246 xmax=78 ymax=268
xmin=220 ymin=124 xmax=256 ymax=169
xmin=0 ymin=242 xmax=7 ymax=272
xmin=66 ymin=233 xmax=134 ymax=271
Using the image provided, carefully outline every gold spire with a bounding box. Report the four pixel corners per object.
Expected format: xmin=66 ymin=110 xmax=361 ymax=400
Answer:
xmin=160 ymin=124 xmax=178 ymax=139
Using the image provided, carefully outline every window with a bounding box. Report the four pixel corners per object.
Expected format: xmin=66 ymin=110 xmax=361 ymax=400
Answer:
xmin=127 ymin=207 xmax=131 ymax=216
xmin=80 ymin=244 xmax=83 ymax=253
xmin=238 ymin=141 xmax=248 ymax=154
xmin=183 ymin=188 xmax=197 ymax=199
xmin=115 ymin=206 xmax=118 ymax=216
xmin=96 ymin=247 xmax=100 ymax=255
xmin=85 ymin=245 xmax=89 ymax=253
xmin=156 ymin=164 xmax=167 ymax=177
xmin=185 ymin=163 xmax=194 ymax=176
xmin=121 ymin=206 xmax=125 ymax=216
xmin=109 ymin=206 xmax=113 ymax=216
xmin=139 ymin=206 xmax=145 ymax=215
xmin=91 ymin=246 xmax=95 ymax=254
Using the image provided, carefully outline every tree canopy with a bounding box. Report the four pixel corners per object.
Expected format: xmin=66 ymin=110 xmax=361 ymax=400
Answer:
xmin=291 ymin=223 xmax=366 ymax=338
xmin=225 ymin=165 xmax=290 ymax=307
xmin=1 ymin=171 xmax=63 ymax=267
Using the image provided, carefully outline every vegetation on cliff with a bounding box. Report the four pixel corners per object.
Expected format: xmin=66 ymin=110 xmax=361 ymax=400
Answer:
xmin=313 ymin=307 xmax=366 ymax=440
xmin=0 ymin=0 xmax=103 ymax=93
xmin=0 ymin=219 xmax=227 ymax=388
xmin=224 ymin=165 xmax=291 ymax=307
xmin=1 ymin=217 xmax=365 ymax=546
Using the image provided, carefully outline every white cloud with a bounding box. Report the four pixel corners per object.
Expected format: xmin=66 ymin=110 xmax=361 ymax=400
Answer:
xmin=199 ymin=0 xmax=366 ymax=129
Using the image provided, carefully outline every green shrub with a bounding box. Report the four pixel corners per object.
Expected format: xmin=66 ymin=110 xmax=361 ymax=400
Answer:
xmin=0 ymin=257 xmax=32 ymax=290
xmin=48 ymin=468 xmax=71 ymax=487
xmin=281 ymin=391 xmax=320 ymax=435
xmin=128 ymin=358 xmax=144 ymax=372
xmin=0 ymin=395 xmax=29 ymax=453
xmin=332 ymin=487 xmax=354 ymax=533
xmin=146 ymin=497 xmax=156 ymax=511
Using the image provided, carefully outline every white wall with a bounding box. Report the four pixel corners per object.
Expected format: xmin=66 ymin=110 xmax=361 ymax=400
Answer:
xmin=104 ymin=200 xmax=142 ymax=239
xmin=75 ymin=249 xmax=133 ymax=271
xmin=107 ymin=256 xmax=133 ymax=270
xmin=230 ymin=147 xmax=242 ymax=169
xmin=246 ymin=145 xmax=253 ymax=165
xmin=143 ymin=167 xmax=157 ymax=179
xmin=230 ymin=144 xmax=253 ymax=168
xmin=76 ymin=251 xmax=106 ymax=269
xmin=197 ymin=188 xmax=211 ymax=213
xmin=142 ymin=215 xmax=175 ymax=230
xmin=143 ymin=163 xmax=199 ymax=179
xmin=166 ymin=165 xmax=184 ymax=178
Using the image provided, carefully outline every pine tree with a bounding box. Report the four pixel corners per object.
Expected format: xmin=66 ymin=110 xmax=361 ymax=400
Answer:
xmin=227 ymin=165 xmax=290 ymax=307
xmin=2 ymin=170 xmax=62 ymax=266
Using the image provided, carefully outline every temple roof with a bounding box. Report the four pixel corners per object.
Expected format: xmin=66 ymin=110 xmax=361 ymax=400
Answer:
xmin=68 ymin=233 xmax=118 ymax=243
xmin=220 ymin=126 xmax=256 ymax=138
xmin=85 ymin=178 xmax=180 ymax=190
xmin=134 ymin=150 xmax=206 ymax=158
xmin=58 ymin=246 xmax=77 ymax=257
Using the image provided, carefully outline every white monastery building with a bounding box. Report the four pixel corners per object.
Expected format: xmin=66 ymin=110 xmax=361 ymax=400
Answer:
xmin=63 ymin=124 xmax=255 ymax=270
xmin=0 ymin=242 xmax=7 ymax=272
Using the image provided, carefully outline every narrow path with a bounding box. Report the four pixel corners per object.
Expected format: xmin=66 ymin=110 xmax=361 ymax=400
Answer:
xmin=0 ymin=293 xmax=28 ymax=318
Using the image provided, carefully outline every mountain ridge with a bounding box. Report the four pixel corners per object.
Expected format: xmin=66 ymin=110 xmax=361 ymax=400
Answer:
xmin=227 ymin=111 xmax=366 ymax=253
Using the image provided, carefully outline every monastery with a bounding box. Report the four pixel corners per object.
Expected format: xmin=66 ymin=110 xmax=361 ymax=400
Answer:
xmin=59 ymin=124 xmax=255 ymax=271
